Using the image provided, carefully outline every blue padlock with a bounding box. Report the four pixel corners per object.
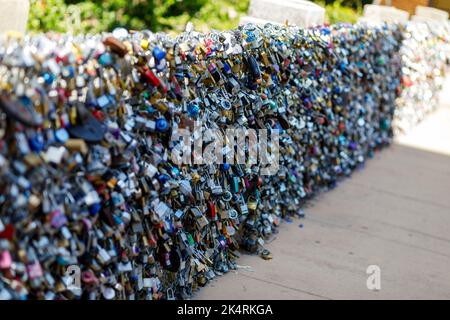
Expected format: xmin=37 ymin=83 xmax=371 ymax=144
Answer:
xmin=156 ymin=118 xmax=169 ymax=132
xmin=153 ymin=46 xmax=166 ymax=61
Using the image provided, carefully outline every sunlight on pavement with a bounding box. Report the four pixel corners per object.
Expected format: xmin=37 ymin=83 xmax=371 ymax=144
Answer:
xmin=395 ymin=76 xmax=450 ymax=156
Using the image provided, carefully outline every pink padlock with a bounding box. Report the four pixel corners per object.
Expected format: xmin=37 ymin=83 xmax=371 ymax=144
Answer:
xmin=0 ymin=250 xmax=12 ymax=269
xmin=27 ymin=260 xmax=44 ymax=279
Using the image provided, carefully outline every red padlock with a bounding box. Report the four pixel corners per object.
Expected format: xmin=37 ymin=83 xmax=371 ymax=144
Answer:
xmin=207 ymin=200 xmax=216 ymax=219
xmin=139 ymin=66 xmax=161 ymax=88
xmin=0 ymin=224 xmax=14 ymax=240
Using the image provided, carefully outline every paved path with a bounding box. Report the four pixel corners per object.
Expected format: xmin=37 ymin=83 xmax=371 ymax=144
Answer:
xmin=194 ymin=83 xmax=450 ymax=300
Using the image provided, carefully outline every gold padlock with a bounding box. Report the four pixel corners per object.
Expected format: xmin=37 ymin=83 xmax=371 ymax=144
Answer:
xmin=247 ymin=197 xmax=258 ymax=211
xmin=260 ymin=51 xmax=270 ymax=67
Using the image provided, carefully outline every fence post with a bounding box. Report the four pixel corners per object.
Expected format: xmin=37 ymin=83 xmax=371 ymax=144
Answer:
xmin=359 ymin=4 xmax=409 ymax=23
xmin=240 ymin=0 xmax=325 ymax=28
xmin=0 ymin=0 xmax=29 ymax=35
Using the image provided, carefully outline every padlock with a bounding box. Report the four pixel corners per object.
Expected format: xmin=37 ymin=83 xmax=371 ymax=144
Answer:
xmin=0 ymin=20 xmax=442 ymax=301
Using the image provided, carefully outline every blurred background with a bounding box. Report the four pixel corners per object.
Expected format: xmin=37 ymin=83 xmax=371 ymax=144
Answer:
xmin=27 ymin=0 xmax=371 ymax=34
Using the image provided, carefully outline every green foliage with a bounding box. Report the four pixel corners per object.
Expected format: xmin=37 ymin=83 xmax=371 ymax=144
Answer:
xmin=311 ymin=0 xmax=362 ymax=24
xmin=27 ymin=0 xmax=362 ymax=34
xmin=315 ymin=0 xmax=370 ymax=9
xmin=28 ymin=0 xmax=250 ymax=34
xmin=28 ymin=0 xmax=71 ymax=33
xmin=324 ymin=1 xmax=363 ymax=24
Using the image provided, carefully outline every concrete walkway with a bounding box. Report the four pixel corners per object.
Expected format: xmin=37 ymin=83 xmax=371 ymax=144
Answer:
xmin=195 ymin=84 xmax=450 ymax=300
